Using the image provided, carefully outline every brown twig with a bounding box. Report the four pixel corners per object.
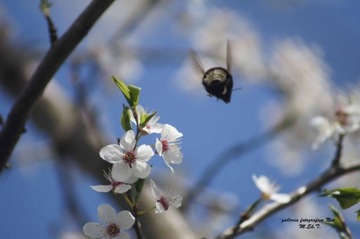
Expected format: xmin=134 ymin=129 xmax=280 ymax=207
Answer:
xmin=331 ymin=134 xmax=344 ymax=167
xmin=134 ymin=218 xmax=145 ymax=239
xmin=0 ymin=0 xmax=115 ymax=173
xmin=45 ymin=15 xmax=58 ymax=45
xmin=40 ymin=0 xmax=58 ymax=45
xmin=215 ymin=161 xmax=360 ymax=239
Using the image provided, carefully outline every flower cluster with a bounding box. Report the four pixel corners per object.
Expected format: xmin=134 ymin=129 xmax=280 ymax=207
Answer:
xmin=97 ymin=105 xmax=183 ymax=181
xmin=92 ymin=104 xmax=183 ymax=196
xmin=86 ymin=108 xmax=183 ymax=236
xmin=84 ymin=79 xmax=184 ymax=238
xmin=311 ymin=97 xmax=360 ymax=149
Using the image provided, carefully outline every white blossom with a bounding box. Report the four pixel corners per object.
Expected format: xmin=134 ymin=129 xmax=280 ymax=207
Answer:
xmin=252 ymin=175 xmax=290 ymax=203
xmin=311 ymin=97 xmax=360 ymax=149
xmin=129 ymin=105 xmax=163 ymax=135
xmin=90 ymin=169 xmax=137 ymax=194
xmin=150 ymin=180 xmax=182 ymax=213
xmin=155 ymin=124 xmax=183 ymax=172
xmin=83 ymin=204 xmax=135 ymax=239
xmin=100 ymin=130 xmax=154 ymax=179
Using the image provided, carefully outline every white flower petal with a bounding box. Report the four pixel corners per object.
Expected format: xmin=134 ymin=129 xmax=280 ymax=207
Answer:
xmin=118 ymin=232 xmax=130 ymax=239
xmin=150 ymin=180 xmax=162 ymax=199
xmin=310 ymin=116 xmax=330 ymax=129
xmin=112 ymin=163 xmax=131 ymax=180
xmin=129 ymin=105 xmax=144 ymax=124
xmin=145 ymin=116 xmax=164 ymax=134
xmin=116 ymin=210 xmax=135 ymax=230
xmin=154 ymin=202 xmax=166 ymax=213
xmin=124 ymin=174 xmax=138 ymax=184
xmin=132 ymin=161 xmax=151 ymax=179
xmin=120 ymin=130 xmax=136 ymax=150
xmin=98 ymin=204 xmax=116 ymax=224
xmin=157 ymin=125 xmax=183 ymax=170
xmin=162 ymin=124 xmax=183 ymax=140
xmin=252 ymin=175 xmax=272 ymax=193
xmin=270 ymin=193 xmax=291 ymax=203
xmin=83 ymin=222 xmax=104 ymax=238
xmin=163 ymin=149 xmax=183 ymax=165
xmin=114 ymin=184 xmax=132 ymax=194
xmin=253 ymin=175 xmax=289 ymax=203
xmin=136 ymin=145 xmax=154 ymax=162
xmin=90 ymin=185 xmax=112 ymax=193
xmin=163 ymin=160 xmax=174 ymax=173
xmin=310 ymin=116 xmax=334 ymax=149
xmin=99 ymin=144 xmax=123 ymax=163
xmin=155 ymin=138 xmax=163 ymax=155
xmin=168 ymin=191 xmax=183 ymax=208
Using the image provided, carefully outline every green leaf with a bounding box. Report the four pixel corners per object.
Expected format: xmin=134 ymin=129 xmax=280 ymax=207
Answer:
xmin=134 ymin=178 xmax=146 ymax=203
xmin=139 ymin=111 xmax=157 ymax=128
xmin=356 ymin=209 xmax=360 ymax=221
xmin=113 ymin=76 xmax=131 ymax=103
xmin=112 ymin=76 xmax=141 ymax=107
xmin=128 ymin=85 xmax=141 ymax=107
xmin=321 ymin=188 xmax=360 ymax=209
xmin=323 ymin=205 xmax=352 ymax=239
xmin=324 ymin=205 xmax=344 ymax=230
xmin=121 ymin=105 xmax=132 ymax=131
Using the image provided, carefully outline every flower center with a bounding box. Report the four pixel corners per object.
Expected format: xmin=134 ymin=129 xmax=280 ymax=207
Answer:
xmin=161 ymin=140 xmax=169 ymax=152
xmin=112 ymin=181 xmax=123 ymax=190
xmin=157 ymin=196 xmax=169 ymax=211
xmin=123 ymin=151 xmax=136 ymax=167
xmin=335 ymin=109 xmax=348 ymax=126
xmin=261 ymin=192 xmax=271 ymax=201
xmin=106 ymin=223 xmax=120 ymax=237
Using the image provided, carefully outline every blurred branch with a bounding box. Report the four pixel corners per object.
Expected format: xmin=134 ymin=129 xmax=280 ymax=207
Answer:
xmin=55 ymin=157 xmax=88 ymax=224
xmin=184 ymin=114 xmax=296 ymax=208
xmin=0 ymin=0 xmax=115 ymax=173
xmin=215 ymin=137 xmax=360 ymax=239
xmin=108 ymin=0 xmax=161 ymax=44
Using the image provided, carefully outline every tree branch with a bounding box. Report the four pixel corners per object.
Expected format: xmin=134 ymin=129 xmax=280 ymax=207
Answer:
xmin=215 ymin=162 xmax=360 ymax=239
xmin=0 ymin=0 xmax=115 ymax=172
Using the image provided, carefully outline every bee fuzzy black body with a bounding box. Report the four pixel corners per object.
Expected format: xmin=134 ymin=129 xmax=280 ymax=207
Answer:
xmin=202 ymin=67 xmax=233 ymax=104
xmin=191 ymin=40 xmax=235 ymax=104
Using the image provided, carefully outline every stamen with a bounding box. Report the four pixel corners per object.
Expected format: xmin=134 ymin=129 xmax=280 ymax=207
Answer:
xmin=157 ymin=196 xmax=169 ymax=211
xmin=123 ymin=151 xmax=136 ymax=167
xmin=106 ymin=223 xmax=120 ymax=237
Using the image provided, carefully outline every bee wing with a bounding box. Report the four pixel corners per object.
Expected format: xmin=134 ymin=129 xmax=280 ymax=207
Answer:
xmin=189 ymin=49 xmax=205 ymax=76
xmin=226 ymin=39 xmax=232 ymax=74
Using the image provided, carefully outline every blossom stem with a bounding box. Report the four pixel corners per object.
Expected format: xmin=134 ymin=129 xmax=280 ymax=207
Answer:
xmin=123 ymin=194 xmax=134 ymax=208
xmin=137 ymin=206 xmax=156 ymax=216
xmin=231 ymin=198 xmax=262 ymax=236
xmin=331 ymin=134 xmax=344 ymax=167
xmin=132 ymin=204 xmax=144 ymax=239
